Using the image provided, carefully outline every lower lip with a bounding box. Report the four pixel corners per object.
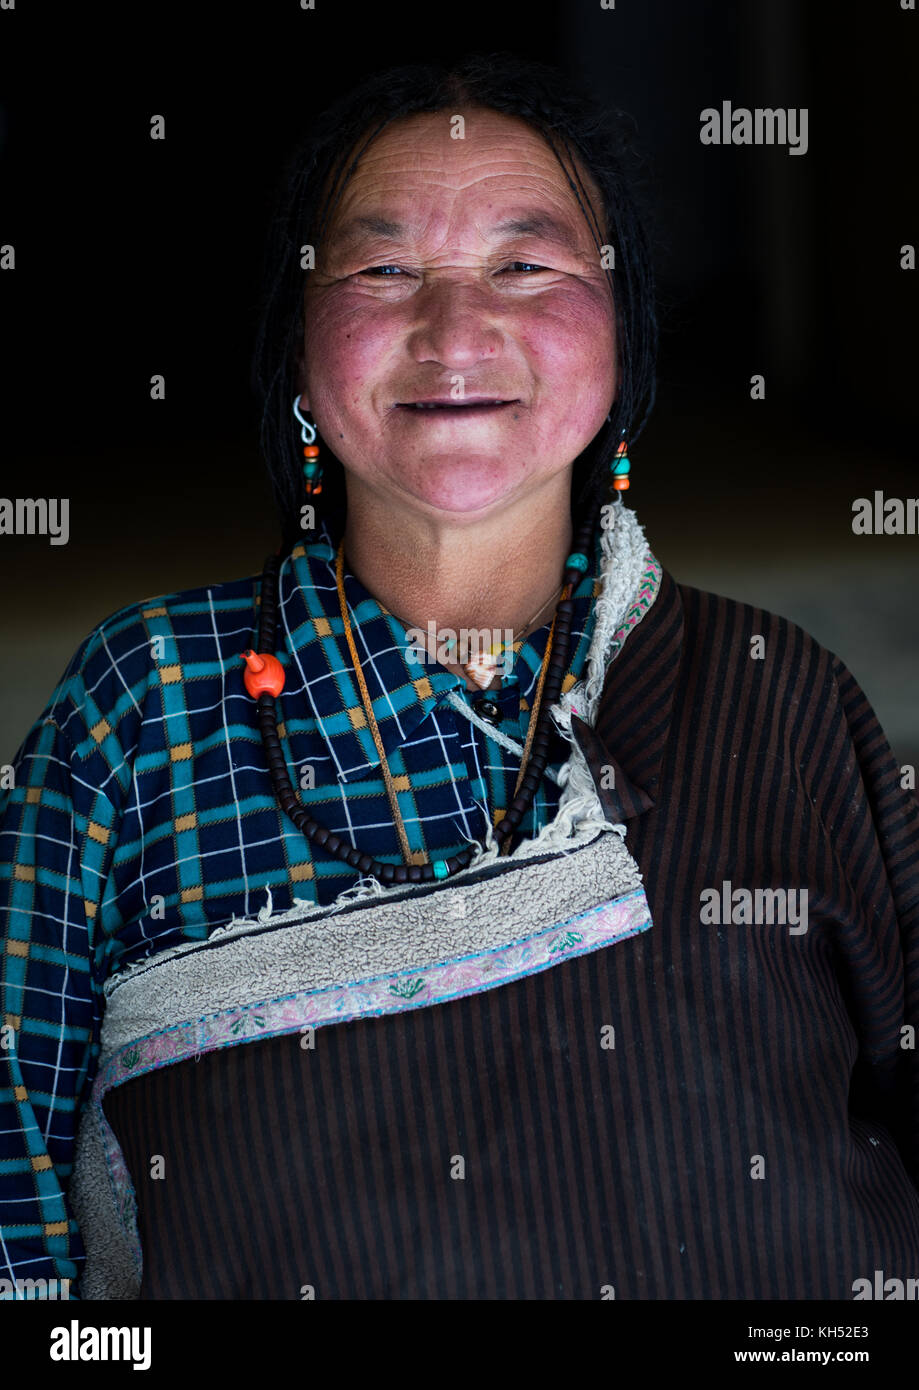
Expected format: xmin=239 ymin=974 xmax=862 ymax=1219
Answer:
xmin=397 ymin=402 xmax=517 ymax=418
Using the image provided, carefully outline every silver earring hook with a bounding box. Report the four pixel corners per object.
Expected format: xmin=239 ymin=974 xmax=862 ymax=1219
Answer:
xmin=293 ymin=396 xmax=317 ymax=446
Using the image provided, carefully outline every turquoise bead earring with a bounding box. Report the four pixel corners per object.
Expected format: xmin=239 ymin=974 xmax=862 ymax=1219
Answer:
xmin=293 ymin=397 xmax=323 ymax=496
xmin=612 ymin=435 xmax=631 ymax=492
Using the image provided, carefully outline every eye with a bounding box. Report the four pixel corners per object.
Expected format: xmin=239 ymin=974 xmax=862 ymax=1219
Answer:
xmin=358 ymin=264 xmax=405 ymax=277
xmin=501 ymin=261 xmax=548 ymax=274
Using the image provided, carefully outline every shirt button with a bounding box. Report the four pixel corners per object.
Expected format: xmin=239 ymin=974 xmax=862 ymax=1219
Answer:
xmin=473 ymin=698 xmax=502 ymax=726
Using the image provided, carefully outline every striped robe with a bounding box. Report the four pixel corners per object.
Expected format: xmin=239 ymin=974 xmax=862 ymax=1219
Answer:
xmin=100 ymin=568 xmax=919 ymax=1299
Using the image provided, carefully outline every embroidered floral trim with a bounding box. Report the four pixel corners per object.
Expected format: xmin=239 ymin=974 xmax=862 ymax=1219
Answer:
xmin=608 ymin=557 xmax=662 ymax=662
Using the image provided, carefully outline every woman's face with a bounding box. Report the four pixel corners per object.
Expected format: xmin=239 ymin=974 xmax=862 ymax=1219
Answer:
xmin=298 ymin=106 xmax=617 ymax=520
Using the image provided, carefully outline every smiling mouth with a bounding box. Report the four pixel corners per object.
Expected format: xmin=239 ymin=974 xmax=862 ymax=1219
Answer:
xmin=397 ymin=399 xmax=519 ymax=414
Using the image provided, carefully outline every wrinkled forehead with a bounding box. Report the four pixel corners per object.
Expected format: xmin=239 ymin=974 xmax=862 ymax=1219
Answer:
xmin=317 ymin=106 xmax=609 ymax=249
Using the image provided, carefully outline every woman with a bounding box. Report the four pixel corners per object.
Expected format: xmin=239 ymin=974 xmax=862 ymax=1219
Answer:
xmin=1 ymin=54 xmax=917 ymax=1302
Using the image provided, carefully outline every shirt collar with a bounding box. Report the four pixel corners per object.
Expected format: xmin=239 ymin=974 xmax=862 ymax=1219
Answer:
xmin=276 ymin=517 xmax=601 ymax=783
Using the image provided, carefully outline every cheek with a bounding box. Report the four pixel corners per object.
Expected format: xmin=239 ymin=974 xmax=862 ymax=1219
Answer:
xmin=519 ymin=288 xmax=616 ymax=393
xmin=516 ymin=293 xmax=616 ymax=448
xmin=303 ymin=297 xmax=395 ymax=412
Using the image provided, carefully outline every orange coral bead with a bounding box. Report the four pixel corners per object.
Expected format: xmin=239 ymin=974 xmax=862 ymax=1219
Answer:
xmin=612 ymin=475 xmax=630 ymax=491
xmin=303 ymin=445 xmax=320 ymax=458
xmin=240 ymin=649 xmax=285 ymax=698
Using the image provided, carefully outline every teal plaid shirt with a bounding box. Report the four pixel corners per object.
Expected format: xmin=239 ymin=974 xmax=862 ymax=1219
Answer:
xmin=0 ymin=517 xmax=601 ymax=1294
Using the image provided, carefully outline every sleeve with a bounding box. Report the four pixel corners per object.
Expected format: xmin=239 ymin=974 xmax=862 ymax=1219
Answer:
xmin=829 ymin=653 xmax=919 ymax=1191
xmin=0 ymin=660 xmax=120 ymax=1301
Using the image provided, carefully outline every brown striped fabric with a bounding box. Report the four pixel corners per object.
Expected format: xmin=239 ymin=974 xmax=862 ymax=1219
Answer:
xmin=103 ymin=569 xmax=919 ymax=1298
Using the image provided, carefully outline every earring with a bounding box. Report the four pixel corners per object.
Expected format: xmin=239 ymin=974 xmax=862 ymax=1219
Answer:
xmin=611 ymin=434 xmax=631 ymax=492
xmin=293 ymin=397 xmax=322 ymax=497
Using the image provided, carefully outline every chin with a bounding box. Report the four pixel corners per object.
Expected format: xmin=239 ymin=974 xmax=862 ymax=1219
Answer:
xmin=398 ymin=458 xmax=531 ymax=516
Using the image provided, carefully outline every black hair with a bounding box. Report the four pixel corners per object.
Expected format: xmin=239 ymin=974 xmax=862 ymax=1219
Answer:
xmin=250 ymin=51 xmax=658 ymax=550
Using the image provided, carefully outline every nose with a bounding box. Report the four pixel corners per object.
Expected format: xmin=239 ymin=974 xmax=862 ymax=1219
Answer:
xmin=403 ymin=277 xmax=504 ymax=369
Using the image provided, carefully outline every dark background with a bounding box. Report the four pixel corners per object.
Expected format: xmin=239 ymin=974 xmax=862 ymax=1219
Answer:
xmin=1 ymin=0 xmax=917 ymax=769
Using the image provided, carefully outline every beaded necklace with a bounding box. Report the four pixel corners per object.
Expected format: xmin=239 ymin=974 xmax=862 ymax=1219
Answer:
xmin=243 ymin=504 xmax=600 ymax=886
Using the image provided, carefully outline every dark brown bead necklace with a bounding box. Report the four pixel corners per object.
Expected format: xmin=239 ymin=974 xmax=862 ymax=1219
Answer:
xmin=251 ymin=505 xmax=599 ymax=887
